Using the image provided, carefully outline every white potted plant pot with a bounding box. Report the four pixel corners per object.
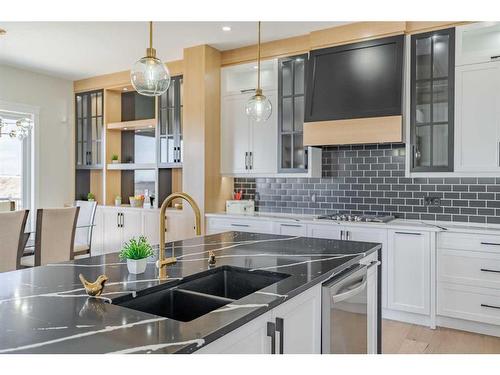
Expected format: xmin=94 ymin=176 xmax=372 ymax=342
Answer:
xmin=126 ymin=258 xmax=148 ymax=274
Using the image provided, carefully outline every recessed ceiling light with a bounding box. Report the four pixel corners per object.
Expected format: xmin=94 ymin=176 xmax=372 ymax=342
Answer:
xmin=222 ymin=26 xmax=231 ymax=32
xmin=0 ymin=28 xmax=6 ymax=36
xmin=123 ymin=87 xmax=128 ymax=91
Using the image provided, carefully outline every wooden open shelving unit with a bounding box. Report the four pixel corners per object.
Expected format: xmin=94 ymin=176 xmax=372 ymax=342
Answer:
xmin=73 ymin=83 xmax=184 ymax=207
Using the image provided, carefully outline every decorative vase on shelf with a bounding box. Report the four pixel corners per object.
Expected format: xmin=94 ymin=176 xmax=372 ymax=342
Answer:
xmin=126 ymin=258 xmax=148 ymax=274
xmin=112 ymin=160 xmax=119 ymax=164
xmin=115 ymin=196 xmax=122 ymax=206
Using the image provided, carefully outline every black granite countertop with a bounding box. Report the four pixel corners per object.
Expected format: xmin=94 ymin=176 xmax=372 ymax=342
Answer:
xmin=0 ymin=231 xmax=380 ymax=354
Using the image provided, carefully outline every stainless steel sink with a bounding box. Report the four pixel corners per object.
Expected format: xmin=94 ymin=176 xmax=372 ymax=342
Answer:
xmin=113 ymin=266 xmax=290 ymax=322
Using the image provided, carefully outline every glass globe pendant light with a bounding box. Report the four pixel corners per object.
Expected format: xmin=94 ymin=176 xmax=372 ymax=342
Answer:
xmin=130 ymin=21 xmax=171 ymax=97
xmin=245 ymin=21 xmax=272 ymax=122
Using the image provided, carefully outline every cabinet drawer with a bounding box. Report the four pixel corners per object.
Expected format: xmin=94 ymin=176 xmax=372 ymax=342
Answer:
xmin=439 ymin=232 xmax=500 ymax=252
xmin=438 ymin=249 xmax=500 ymax=289
xmin=438 ymin=282 xmax=500 ymax=325
xmin=275 ymin=222 xmax=307 ymax=236
xmin=206 ymin=218 xmax=274 ymax=234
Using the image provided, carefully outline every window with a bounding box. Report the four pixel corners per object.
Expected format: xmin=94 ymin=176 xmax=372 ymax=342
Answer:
xmin=278 ymin=54 xmax=308 ymax=172
xmin=410 ymin=28 xmax=455 ymax=172
xmin=0 ymin=109 xmax=33 ymax=210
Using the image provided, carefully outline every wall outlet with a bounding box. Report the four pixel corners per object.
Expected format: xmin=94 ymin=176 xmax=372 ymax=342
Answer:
xmin=424 ymin=196 xmax=441 ymax=207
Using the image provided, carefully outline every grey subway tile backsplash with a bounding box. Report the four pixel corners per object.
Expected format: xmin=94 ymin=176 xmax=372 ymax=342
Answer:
xmin=233 ymin=143 xmax=500 ymax=223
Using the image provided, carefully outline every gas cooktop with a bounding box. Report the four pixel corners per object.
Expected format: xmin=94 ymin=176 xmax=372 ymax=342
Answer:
xmin=316 ymin=214 xmax=395 ymax=223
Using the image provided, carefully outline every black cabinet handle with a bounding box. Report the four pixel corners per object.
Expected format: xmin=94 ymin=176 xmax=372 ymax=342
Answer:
xmin=280 ymin=223 xmax=302 ymax=228
xmin=249 ymin=152 xmax=253 ymax=170
xmin=117 ymin=213 xmax=120 ymax=228
xmin=230 ymin=223 xmax=250 ymax=228
xmin=267 ymin=322 xmax=276 ymax=354
xmin=240 ymin=88 xmax=256 ymax=93
xmin=480 ymin=268 xmax=500 ymax=274
xmin=491 ymin=55 xmax=500 ymax=60
xmin=245 ymin=152 xmax=248 ymax=170
xmin=395 ymin=231 xmax=422 ymax=236
xmin=340 ymin=230 xmax=344 ymax=240
xmin=481 ymin=242 xmax=500 ymax=246
xmin=275 ymin=317 xmax=284 ymax=354
xmin=481 ymin=303 xmax=500 ymax=310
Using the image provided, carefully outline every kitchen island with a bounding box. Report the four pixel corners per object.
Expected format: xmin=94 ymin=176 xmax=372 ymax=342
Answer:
xmin=0 ymin=231 xmax=380 ymax=354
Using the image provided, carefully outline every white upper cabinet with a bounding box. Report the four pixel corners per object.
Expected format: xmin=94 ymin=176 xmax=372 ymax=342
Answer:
xmin=220 ymin=89 xmax=278 ymax=176
xmin=220 ymin=93 xmax=253 ymax=175
xmin=455 ymin=61 xmax=500 ymax=172
xmin=456 ymin=22 xmax=500 ymax=66
xmin=220 ymin=59 xmax=279 ymax=176
xmin=220 ymin=58 xmax=321 ymax=177
xmin=221 ymin=59 xmax=278 ymax=96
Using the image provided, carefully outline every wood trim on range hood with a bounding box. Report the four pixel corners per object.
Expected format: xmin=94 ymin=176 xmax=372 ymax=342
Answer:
xmin=303 ymin=115 xmax=403 ymax=146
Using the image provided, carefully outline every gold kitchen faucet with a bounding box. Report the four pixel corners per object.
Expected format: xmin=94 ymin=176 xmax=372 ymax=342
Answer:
xmin=157 ymin=192 xmax=201 ymax=280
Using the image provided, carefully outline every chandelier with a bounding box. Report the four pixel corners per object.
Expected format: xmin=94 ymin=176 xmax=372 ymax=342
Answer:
xmin=0 ymin=117 xmax=33 ymax=140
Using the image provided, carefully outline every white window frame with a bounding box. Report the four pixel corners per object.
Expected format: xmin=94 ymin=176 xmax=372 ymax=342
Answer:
xmin=0 ymin=99 xmax=39 ymax=229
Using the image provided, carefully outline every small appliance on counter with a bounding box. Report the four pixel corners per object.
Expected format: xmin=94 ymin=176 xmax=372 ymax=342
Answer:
xmin=226 ymin=200 xmax=255 ymax=214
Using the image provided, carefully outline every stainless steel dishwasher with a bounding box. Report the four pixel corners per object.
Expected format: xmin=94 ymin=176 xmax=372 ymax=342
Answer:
xmin=322 ymin=260 xmax=379 ymax=354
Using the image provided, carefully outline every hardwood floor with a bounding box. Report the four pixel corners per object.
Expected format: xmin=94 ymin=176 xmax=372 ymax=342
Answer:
xmin=382 ymin=319 xmax=500 ymax=354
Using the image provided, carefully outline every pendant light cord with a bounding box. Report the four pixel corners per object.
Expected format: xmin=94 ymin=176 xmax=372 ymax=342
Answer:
xmin=149 ymin=21 xmax=153 ymax=51
xmin=257 ymin=21 xmax=261 ymax=92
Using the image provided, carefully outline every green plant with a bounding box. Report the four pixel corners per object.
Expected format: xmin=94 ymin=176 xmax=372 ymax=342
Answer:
xmin=87 ymin=192 xmax=95 ymax=201
xmin=119 ymin=236 xmax=154 ymax=260
xmin=111 ymin=154 xmax=119 ymax=161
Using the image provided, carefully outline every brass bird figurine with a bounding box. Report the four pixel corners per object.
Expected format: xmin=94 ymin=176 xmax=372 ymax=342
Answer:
xmin=79 ymin=274 xmax=108 ymax=297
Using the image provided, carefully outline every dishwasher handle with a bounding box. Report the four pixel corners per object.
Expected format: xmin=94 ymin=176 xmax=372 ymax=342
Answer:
xmin=331 ymin=274 xmax=367 ymax=304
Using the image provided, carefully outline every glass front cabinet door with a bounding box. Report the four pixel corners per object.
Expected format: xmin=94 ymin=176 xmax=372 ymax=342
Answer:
xmin=158 ymin=75 xmax=183 ymax=167
xmin=278 ymin=54 xmax=308 ymax=172
xmin=75 ymin=90 xmax=103 ymax=168
xmin=410 ymin=28 xmax=455 ymax=172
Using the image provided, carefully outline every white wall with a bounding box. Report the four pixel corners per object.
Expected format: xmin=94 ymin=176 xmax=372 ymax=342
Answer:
xmin=0 ymin=64 xmax=74 ymax=208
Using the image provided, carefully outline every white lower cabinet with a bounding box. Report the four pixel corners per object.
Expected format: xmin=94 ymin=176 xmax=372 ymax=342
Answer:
xmin=197 ymin=284 xmax=321 ymax=354
xmin=306 ymin=223 xmax=341 ymax=239
xmin=437 ymin=231 xmax=500 ymax=334
xmin=92 ymin=206 xmax=196 ymax=255
xmin=197 ymin=311 xmax=273 ymax=354
xmin=387 ymin=230 xmax=431 ymax=315
xmin=90 ymin=207 xmax=104 ymax=255
xmin=206 ymin=217 xmax=274 ymax=235
xmin=101 ymin=208 xmax=142 ymax=254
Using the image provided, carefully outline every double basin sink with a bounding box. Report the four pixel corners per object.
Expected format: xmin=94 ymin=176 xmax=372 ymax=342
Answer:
xmin=113 ymin=266 xmax=290 ymax=322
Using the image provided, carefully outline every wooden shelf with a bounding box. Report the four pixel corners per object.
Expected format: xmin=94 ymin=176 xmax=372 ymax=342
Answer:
xmin=75 ymin=164 xmax=103 ymax=170
xmin=107 ymin=118 xmax=156 ymax=131
xmin=107 ymin=163 xmax=156 ymax=171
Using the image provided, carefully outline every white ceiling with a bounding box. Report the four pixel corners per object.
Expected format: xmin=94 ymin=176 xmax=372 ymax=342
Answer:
xmin=0 ymin=22 xmax=347 ymax=81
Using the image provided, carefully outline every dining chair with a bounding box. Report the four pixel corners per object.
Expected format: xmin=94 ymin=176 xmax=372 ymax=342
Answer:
xmin=20 ymin=207 xmax=80 ymax=268
xmin=0 ymin=200 xmax=15 ymax=212
xmin=0 ymin=210 xmax=29 ymax=273
xmin=73 ymin=200 xmax=97 ymax=258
